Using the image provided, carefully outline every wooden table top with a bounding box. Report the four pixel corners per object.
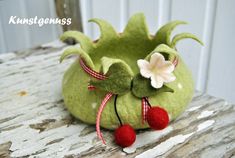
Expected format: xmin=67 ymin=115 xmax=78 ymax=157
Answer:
xmin=0 ymin=41 xmax=234 ymax=158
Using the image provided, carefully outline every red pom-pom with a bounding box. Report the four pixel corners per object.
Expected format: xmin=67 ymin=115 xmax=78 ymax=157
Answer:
xmin=147 ymin=106 xmax=169 ymax=130
xmin=114 ymin=124 xmax=136 ymax=147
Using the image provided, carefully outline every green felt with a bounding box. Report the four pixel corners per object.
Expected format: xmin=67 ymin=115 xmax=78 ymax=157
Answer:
xmin=100 ymin=57 xmax=134 ymax=75
xmin=131 ymin=74 xmax=174 ymax=98
xmin=90 ymin=60 xmax=133 ymax=95
xmin=153 ymin=21 xmax=187 ymax=45
xmin=60 ymin=31 xmax=94 ymax=52
xmin=60 ymin=13 xmax=203 ymax=129
xmin=145 ymin=44 xmax=179 ymax=61
xmin=60 ymin=47 xmax=94 ymax=69
xmin=88 ymin=18 xmax=119 ymax=46
xmin=170 ymin=32 xmax=204 ymax=48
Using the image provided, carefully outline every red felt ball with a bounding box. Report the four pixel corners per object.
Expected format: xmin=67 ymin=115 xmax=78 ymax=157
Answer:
xmin=114 ymin=124 xmax=136 ymax=147
xmin=147 ymin=106 xmax=169 ymax=130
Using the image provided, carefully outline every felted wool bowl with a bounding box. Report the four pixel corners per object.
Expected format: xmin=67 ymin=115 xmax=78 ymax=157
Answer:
xmin=60 ymin=13 xmax=202 ymax=130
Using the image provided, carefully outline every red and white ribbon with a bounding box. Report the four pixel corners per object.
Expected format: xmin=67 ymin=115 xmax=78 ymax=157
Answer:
xmin=79 ymin=57 xmax=113 ymax=144
xmin=79 ymin=57 xmax=107 ymax=80
xmin=79 ymin=57 xmax=106 ymax=91
xmin=96 ymin=92 xmax=113 ymax=144
xmin=141 ymin=97 xmax=150 ymax=124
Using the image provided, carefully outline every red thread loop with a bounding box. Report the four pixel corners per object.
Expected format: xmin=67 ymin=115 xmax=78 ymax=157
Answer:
xmin=96 ymin=92 xmax=113 ymax=144
xmin=173 ymin=57 xmax=179 ymax=67
xmin=88 ymin=84 xmax=96 ymax=91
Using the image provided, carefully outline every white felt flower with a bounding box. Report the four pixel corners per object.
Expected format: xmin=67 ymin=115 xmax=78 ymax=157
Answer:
xmin=137 ymin=52 xmax=176 ymax=89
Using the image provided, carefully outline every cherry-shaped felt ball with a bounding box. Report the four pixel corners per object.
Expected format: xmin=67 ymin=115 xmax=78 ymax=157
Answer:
xmin=114 ymin=124 xmax=136 ymax=147
xmin=147 ymin=106 xmax=169 ymax=130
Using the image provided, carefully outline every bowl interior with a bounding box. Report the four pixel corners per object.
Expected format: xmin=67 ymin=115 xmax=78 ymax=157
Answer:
xmin=89 ymin=36 xmax=158 ymax=74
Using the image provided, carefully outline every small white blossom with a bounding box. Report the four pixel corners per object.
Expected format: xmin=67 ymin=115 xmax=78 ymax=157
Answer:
xmin=137 ymin=52 xmax=176 ymax=89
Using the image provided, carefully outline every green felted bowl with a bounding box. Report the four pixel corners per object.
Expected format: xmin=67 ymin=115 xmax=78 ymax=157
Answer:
xmin=60 ymin=13 xmax=203 ymax=130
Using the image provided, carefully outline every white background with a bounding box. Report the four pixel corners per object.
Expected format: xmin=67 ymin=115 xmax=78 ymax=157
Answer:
xmin=0 ymin=0 xmax=234 ymax=103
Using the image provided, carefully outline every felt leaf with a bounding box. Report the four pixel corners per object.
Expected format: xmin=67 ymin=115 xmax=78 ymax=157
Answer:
xmin=122 ymin=12 xmax=150 ymax=39
xmin=171 ymin=32 xmax=204 ymax=48
xmin=131 ymin=74 xmax=174 ymax=98
xmin=60 ymin=31 xmax=94 ymax=52
xmin=101 ymin=57 xmax=134 ymax=75
xmin=90 ymin=62 xmax=133 ymax=95
xmin=154 ymin=21 xmax=187 ymax=45
xmin=60 ymin=47 xmax=94 ymax=69
xmin=145 ymin=44 xmax=179 ymax=61
xmin=89 ymin=18 xmax=118 ymax=44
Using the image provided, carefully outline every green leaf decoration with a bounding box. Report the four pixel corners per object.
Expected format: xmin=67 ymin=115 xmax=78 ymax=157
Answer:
xmin=145 ymin=44 xmax=179 ymax=61
xmin=154 ymin=21 xmax=187 ymax=45
xmin=89 ymin=18 xmax=118 ymax=45
xmin=170 ymin=32 xmax=204 ymax=48
xmin=131 ymin=74 xmax=174 ymax=98
xmin=90 ymin=61 xmax=133 ymax=95
xmin=60 ymin=31 xmax=94 ymax=52
xmin=60 ymin=47 xmax=94 ymax=69
xmin=123 ymin=13 xmax=150 ymax=39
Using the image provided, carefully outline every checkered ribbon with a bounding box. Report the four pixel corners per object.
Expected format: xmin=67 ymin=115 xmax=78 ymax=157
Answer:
xmin=141 ymin=97 xmax=150 ymax=124
xmin=79 ymin=57 xmax=107 ymax=80
xmin=96 ymin=92 xmax=113 ymax=144
xmin=79 ymin=57 xmax=112 ymax=144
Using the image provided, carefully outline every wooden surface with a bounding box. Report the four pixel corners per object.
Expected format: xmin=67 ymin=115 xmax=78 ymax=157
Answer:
xmin=0 ymin=41 xmax=235 ymax=158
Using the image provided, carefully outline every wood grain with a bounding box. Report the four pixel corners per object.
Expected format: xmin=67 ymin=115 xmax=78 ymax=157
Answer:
xmin=0 ymin=41 xmax=234 ymax=158
xmin=55 ymin=0 xmax=83 ymax=32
